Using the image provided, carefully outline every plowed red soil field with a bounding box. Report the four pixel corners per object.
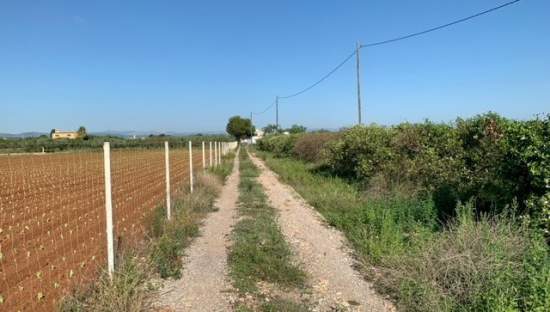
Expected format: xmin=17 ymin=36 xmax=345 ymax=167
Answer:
xmin=0 ymin=147 xmax=206 ymax=311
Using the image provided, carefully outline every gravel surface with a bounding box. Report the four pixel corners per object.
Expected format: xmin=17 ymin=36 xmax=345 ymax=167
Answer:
xmin=249 ymin=153 xmax=395 ymax=312
xmin=154 ymin=151 xmax=240 ymax=311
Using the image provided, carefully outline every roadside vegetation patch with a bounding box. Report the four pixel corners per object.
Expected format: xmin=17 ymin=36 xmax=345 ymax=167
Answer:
xmin=256 ymin=150 xmax=550 ymax=312
xmin=228 ymin=149 xmax=308 ymax=311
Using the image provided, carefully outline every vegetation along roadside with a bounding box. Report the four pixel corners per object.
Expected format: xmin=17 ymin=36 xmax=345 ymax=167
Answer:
xmin=255 ymin=112 xmax=550 ymax=312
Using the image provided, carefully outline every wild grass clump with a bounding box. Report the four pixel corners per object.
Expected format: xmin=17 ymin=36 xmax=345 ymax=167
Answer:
xmin=209 ymin=151 xmax=236 ymax=180
xmin=385 ymin=205 xmax=550 ymax=311
xmin=59 ymin=253 xmax=154 ymax=312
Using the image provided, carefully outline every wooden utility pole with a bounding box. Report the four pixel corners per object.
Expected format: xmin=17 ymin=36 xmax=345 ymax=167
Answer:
xmin=250 ymin=112 xmax=254 ymax=139
xmin=356 ymin=41 xmax=362 ymax=125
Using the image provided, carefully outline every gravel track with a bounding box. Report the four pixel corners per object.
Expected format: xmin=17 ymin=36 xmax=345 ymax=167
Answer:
xmin=249 ymin=153 xmax=394 ymax=312
xmin=155 ymin=150 xmax=240 ymax=311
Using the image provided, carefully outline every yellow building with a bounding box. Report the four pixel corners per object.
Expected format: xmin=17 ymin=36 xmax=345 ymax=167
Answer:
xmin=51 ymin=129 xmax=80 ymax=140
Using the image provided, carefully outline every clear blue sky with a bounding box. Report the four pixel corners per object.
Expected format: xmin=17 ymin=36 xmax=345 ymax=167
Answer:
xmin=1 ymin=0 xmax=548 ymax=133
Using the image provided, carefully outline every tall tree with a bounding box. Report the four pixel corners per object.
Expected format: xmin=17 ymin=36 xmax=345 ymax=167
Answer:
xmin=263 ymin=124 xmax=281 ymax=135
xmin=226 ymin=116 xmax=254 ymax=141
xmin=77 ymin=126 xmax=88 ymax=139
xmin=287 ymin=124 xmax=307 ymax=134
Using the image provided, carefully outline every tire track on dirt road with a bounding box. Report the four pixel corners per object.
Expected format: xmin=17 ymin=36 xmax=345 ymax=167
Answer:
xmin=249 ymin=152 xmax=394 ymax=312
xmin=155 ymin=149 xmax=240 ymax=312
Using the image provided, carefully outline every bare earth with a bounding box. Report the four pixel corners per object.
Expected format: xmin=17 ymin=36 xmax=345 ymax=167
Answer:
xmin=249 ymin=153 xmax=395 ymax=312
xmin=154 ymin=150 xmax=240 ymax=311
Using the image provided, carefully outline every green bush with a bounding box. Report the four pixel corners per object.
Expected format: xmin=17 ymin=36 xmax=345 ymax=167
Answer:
xmin=291 ymin=132 xmax=339 ymax=163
xmin=257 ymin=134 xmax=300 ymax=157
xmin=320 ymin=113 xmax=550 ymax=231
xmin=324 ymin=125 xmax=393 ymax=180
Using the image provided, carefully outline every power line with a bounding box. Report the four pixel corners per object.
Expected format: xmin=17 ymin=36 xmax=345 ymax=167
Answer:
xmin=361 ymin=0 xmax=521 ymax=48
xmin=254 ymin=0 xmax=521 ymax=125
xmin=252 ymin=99 xmax=277 ymax=115
xmin=278 ymin=50 xmax=357 ymax=99
xmin=273 ymin=0 xmax=521 ymax=102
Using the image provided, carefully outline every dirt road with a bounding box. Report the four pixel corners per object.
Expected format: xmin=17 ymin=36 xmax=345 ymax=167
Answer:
xmin=155 ymin=150 xmax=240 ymax=311
xmin=249 ymin=153 xmax=394 ymax=312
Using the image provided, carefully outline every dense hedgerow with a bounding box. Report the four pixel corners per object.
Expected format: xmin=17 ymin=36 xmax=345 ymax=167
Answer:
xmin=257 ymin=152 xmax=550 ymax=312
xmin=256 ymin=134 xmax=299 ymax=158
xmin=258 ymin=113 xmax=550 ymax=233
xmin=292 ymin=132 xmax=340 ymax=163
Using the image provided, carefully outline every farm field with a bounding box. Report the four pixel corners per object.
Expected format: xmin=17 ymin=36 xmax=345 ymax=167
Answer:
xmin=0 ymin=147 xmax=207 ymax=311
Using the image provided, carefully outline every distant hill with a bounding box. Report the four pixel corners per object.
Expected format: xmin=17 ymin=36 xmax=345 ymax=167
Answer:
xmin=0 ymin=132 xmax=47 ymax=138
xmin=0 ymin=130 xmax=226 ymax=139
xmin=90 ymin=130 xmax=225 ymax=137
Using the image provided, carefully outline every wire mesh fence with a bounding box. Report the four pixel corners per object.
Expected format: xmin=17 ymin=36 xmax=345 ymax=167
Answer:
xmin=0 ymin=141 xmax=231 ymax=311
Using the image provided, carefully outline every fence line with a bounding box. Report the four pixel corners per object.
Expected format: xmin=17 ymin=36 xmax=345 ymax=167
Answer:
xmin=0 ymin=141 xmax=236 ymax=311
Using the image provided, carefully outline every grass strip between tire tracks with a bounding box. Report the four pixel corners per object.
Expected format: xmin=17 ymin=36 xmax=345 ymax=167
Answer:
xmin=229 ymin=149 xmax=308 ymax=312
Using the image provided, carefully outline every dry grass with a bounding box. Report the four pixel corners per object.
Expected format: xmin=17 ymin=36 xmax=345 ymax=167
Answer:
xmin=58 ymin=252 xmax=155 ymax=312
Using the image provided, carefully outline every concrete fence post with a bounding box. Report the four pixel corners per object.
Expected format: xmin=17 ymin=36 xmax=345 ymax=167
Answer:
xmin=202 ymin=141 xmax=206 ymax=170
xmin=209 ymin=141 xmax=213 ymax=167
xmin=214 ymin=141 xmax=218 ymax=167
xmin=164 ymin=141 xmax=171 ymax=220
xmin=102 ymin=142 xmax=115 ymax=278
xmin=189 ymin=141 xmax=194 ymax=193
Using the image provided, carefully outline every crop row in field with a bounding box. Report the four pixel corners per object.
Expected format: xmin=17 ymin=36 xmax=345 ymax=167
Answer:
xmin=0 ymin=148 xmax=206 ymax=311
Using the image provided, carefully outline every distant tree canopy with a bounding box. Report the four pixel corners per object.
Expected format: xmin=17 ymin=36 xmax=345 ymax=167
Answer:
xmin=226 ymin=116 xmax=254 ymax=141
xmin=263 ymin=124 xmax=282 ymax=135
xmin=287 ymin=124 xmax=307 ymax=134
xmin=77 ymin=126 xmax=88 ymax=139
xmin=263 ymin=124 xmax=306 ymax=135
xmin=0 ymin=134 xmax=232 ymax=153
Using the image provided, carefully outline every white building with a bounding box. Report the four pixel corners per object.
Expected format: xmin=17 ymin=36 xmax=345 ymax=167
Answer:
xmin=251 ymin=129 xmax=264 ymax=144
